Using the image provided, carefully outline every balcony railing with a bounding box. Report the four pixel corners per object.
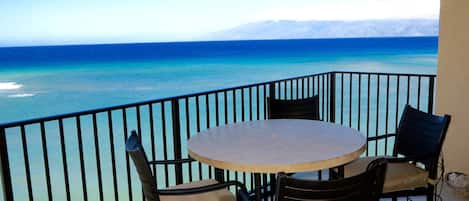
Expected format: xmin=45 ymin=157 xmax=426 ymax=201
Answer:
xmin=0 ymin=71 xmax=436 ymax=201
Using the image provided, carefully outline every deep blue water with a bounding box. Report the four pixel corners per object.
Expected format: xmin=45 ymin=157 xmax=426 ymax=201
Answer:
xmin=0 ymin=37 xmax=437 ymax=66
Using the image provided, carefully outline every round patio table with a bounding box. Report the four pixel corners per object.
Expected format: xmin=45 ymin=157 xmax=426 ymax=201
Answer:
xmin=188 ymin=119 xmax=366 ymax=201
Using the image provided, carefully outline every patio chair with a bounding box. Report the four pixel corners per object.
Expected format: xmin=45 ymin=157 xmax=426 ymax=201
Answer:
xmin=343 ymin=105 xmax=451 ymax=201
xmin=275 ymin=158 xmax=388 ymax=201
xmin=126 ymin=130 xmax=250 ymax=201
xmin=267 ymin=95 xmax=320 ymax=120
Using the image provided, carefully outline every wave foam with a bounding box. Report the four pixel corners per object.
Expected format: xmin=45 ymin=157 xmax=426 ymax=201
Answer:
xmin=0 ymin=82 xmax=23 ymax=90
xmin=7 ymin=93 xmax=35 ymax=98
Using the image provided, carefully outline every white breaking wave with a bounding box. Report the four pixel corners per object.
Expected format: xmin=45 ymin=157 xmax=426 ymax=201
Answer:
xmin=7 ymin=93 xmax=35 ymax=98
xmin=0 ymin=82 xmax=23 ymax=90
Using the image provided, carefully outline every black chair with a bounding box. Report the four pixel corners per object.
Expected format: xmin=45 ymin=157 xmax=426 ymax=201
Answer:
xmin=275 ymin=158 xmax=388 ymax=201
xmin=344 ymin=105 xmax=451 ymax=201
xmin=268 ymin=95 xmax=325 ymax=180
xmin=126 ymin=130 xmax=250 ymax=201
xmin=267 ymin=95 xmax=320 ymax=120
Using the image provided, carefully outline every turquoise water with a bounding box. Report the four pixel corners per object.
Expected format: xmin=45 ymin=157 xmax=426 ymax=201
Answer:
xmin=0 ymin=37 xmax=438 ymax=201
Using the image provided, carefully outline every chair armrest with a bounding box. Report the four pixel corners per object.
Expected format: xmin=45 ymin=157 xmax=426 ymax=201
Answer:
xmin=386 ymin=155 xmax=433 ymax=163
xmin=367 ymin=133 xmax=397 ymax=141
xmin=148 ymin=158 xmax=195 ymax=165
xmin=159 ymin=180 xmax=250 ymax=201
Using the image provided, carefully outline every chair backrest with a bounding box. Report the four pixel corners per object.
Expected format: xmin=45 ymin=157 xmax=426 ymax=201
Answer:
xmin=275 ymin=158 xmax=387 ymax=201
xmin=267 ymin=95 xmax=320 ymax=120
xmin=394 ymin=105 xmax=451 ymax=168
xmin=126 ymin=131 xmax=160 ymax=201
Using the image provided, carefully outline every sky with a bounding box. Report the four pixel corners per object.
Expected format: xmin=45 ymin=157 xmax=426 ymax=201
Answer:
xmin=0 ymin=0 xmax=440 ymax=46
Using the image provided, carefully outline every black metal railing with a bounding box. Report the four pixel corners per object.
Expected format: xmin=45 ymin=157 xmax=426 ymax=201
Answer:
xmin=0 ymin=71 xmax=436 ymax=201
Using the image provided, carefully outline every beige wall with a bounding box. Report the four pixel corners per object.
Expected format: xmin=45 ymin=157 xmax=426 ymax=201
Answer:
xmin=437 ymin=0 xmax=469 ymax=173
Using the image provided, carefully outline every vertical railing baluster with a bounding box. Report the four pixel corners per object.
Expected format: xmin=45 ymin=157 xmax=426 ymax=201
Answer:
xmin=233 ymin=90 xmax=237 ymax=123
xmin=358 ymin=74 xmax=362 ymax=131
xmin=40 ymin=122 xmax=53 ymax=201
xmin=262 ymin=174 xmax=268 ymax=201
xmin=269 ymin=83 xmax=275 ymax=99
xmin=184 ymin=98 xmax=193 ymax=182
xmin=256 ymin=86 xmax=260 ymax=120
xmin=428 ymin=77 xmax=435 ymax=114
xmin=241 ymin=88 xmax=247 ymax=188
xmin=301 ymin=78 xmax=305 ymax=99
xmin=233 ymin=90 xmax=239 ymax=183
xmin=329 ymin=73 xmax=336 ymax=123
xmin=215 ymin=93 xmax=220 ymax=126
xmin=326 ymin=75 xmax=329 ymax=121
xmin=195 ymin=97 xmax=202 ymax=180
xmin=224 ymin=91 xmax=228 ymax=124
xmin=20 ymin=125 xmax=34 ymax=201
xmin=322 ymin=75 xmax=325 ymax=121
xmin=417 ymin=76 xmax=421 ymax=110
xmin=249 ymin=87 xmax=253 ymax=121
xmin=285 ymin=81 xmax=288 ymax=100
xmin=349 ymin=73 xmax=352 ymax=127
xmin=263 ymin=84 xmax=267 ymax=119
xmin=375 ymin=75 xmax=380 ymax=156
xmin=171 ymin=99 xmax=183 ymax=185
xmin=341 ymin=73 xmax=344 ymax=124
xmin=396 ymin=76 xmax=400 ymax=130
xmin=122 ymin=110 xmax=131 ymax=201
xmin=290 ymin=80 xmax=293 ymax=99
xmin=149 ymin=104 xmax=157 ymax=182
xmin=205 ymin=95 xmax=210 ymax=128
xmin=92 ymin=114 xmax=104 ymax=201
xmin=406 ymin=76 xmax=410 ymax=105
xmin=366 ymin=75 xmax=371 ymax=156
xmin=0 ymin=127 xmax=13 ymax=201
xmin=296 ymin=79 xmax=299 ymax=99
xmin=316 ymin=75 xmax=320 ymax=96
xmin=136 ymin=106 xmax=142 ymax=139
xmin=385 ymin=76 xmax=390 ymax=155
xmin=220 ymin=91 xmax=229 ymax=181
xmin=205 ymin=95 xmax=212 ymax=182
xmin=137 ymin=107 xmax=145 ymax=201
xmin=161 ymin=103 xmax=169 ymax=186
xmin=241 ymin=89 xmax=245 ymax=122
xmin=107 ymin=111 xmax=119 ymax=201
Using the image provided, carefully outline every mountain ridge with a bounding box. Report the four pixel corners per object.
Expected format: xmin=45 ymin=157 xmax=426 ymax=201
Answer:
xmin=202 ymin=19 xmax=438 ymax=41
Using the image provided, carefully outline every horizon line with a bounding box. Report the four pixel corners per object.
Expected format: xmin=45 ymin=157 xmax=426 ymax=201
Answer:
xmin=0 ymin=35 xmax=439 ymax=49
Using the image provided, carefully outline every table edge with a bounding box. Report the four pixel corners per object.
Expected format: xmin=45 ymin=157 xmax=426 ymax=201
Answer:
xmin=188 ymin=143 xmax=367 ymax=174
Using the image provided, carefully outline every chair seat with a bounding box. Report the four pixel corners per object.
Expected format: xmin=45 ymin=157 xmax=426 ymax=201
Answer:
xmin=344 ymin=157 xmax=429 ymax=193
xmin=160 ymin=179 xmax=235 ymax=201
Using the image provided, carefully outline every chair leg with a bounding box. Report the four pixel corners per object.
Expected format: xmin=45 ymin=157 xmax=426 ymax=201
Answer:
xmin=426 ymin=185 xmax=435 ymax=201
xmin=392 ymin=196 xmax=398 ymax=201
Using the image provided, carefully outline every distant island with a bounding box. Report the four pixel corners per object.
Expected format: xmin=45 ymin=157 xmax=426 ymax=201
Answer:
xmin=202 ymin=19 xmax=438 ymax=41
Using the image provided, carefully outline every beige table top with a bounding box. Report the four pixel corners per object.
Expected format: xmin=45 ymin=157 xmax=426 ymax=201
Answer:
xmin=188 ymin=119 xmax=366 ymax=173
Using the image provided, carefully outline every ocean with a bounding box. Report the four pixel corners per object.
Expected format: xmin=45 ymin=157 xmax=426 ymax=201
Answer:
xmin=0 ymin=37 xmax=438 ymax=201
xmin=0 ymin=37 xmax=437 ymax=123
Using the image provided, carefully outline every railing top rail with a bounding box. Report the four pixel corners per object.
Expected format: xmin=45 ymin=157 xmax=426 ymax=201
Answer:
xmin=331 ymin=71 xmax=437 ymax=77
xmin=0 ymin=71 xmax=436 ymax=129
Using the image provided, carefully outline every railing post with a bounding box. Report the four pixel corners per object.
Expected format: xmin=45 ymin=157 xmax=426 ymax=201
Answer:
xmin=428 ymin=77 xmax=435 ymax=114
xmin=329 ymin=72 xmax=336 ymax=123
xmin=171 ymin=99 xmax=183 ymax=185
xmin=0 ymin=127 xmax=14 ymax=201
